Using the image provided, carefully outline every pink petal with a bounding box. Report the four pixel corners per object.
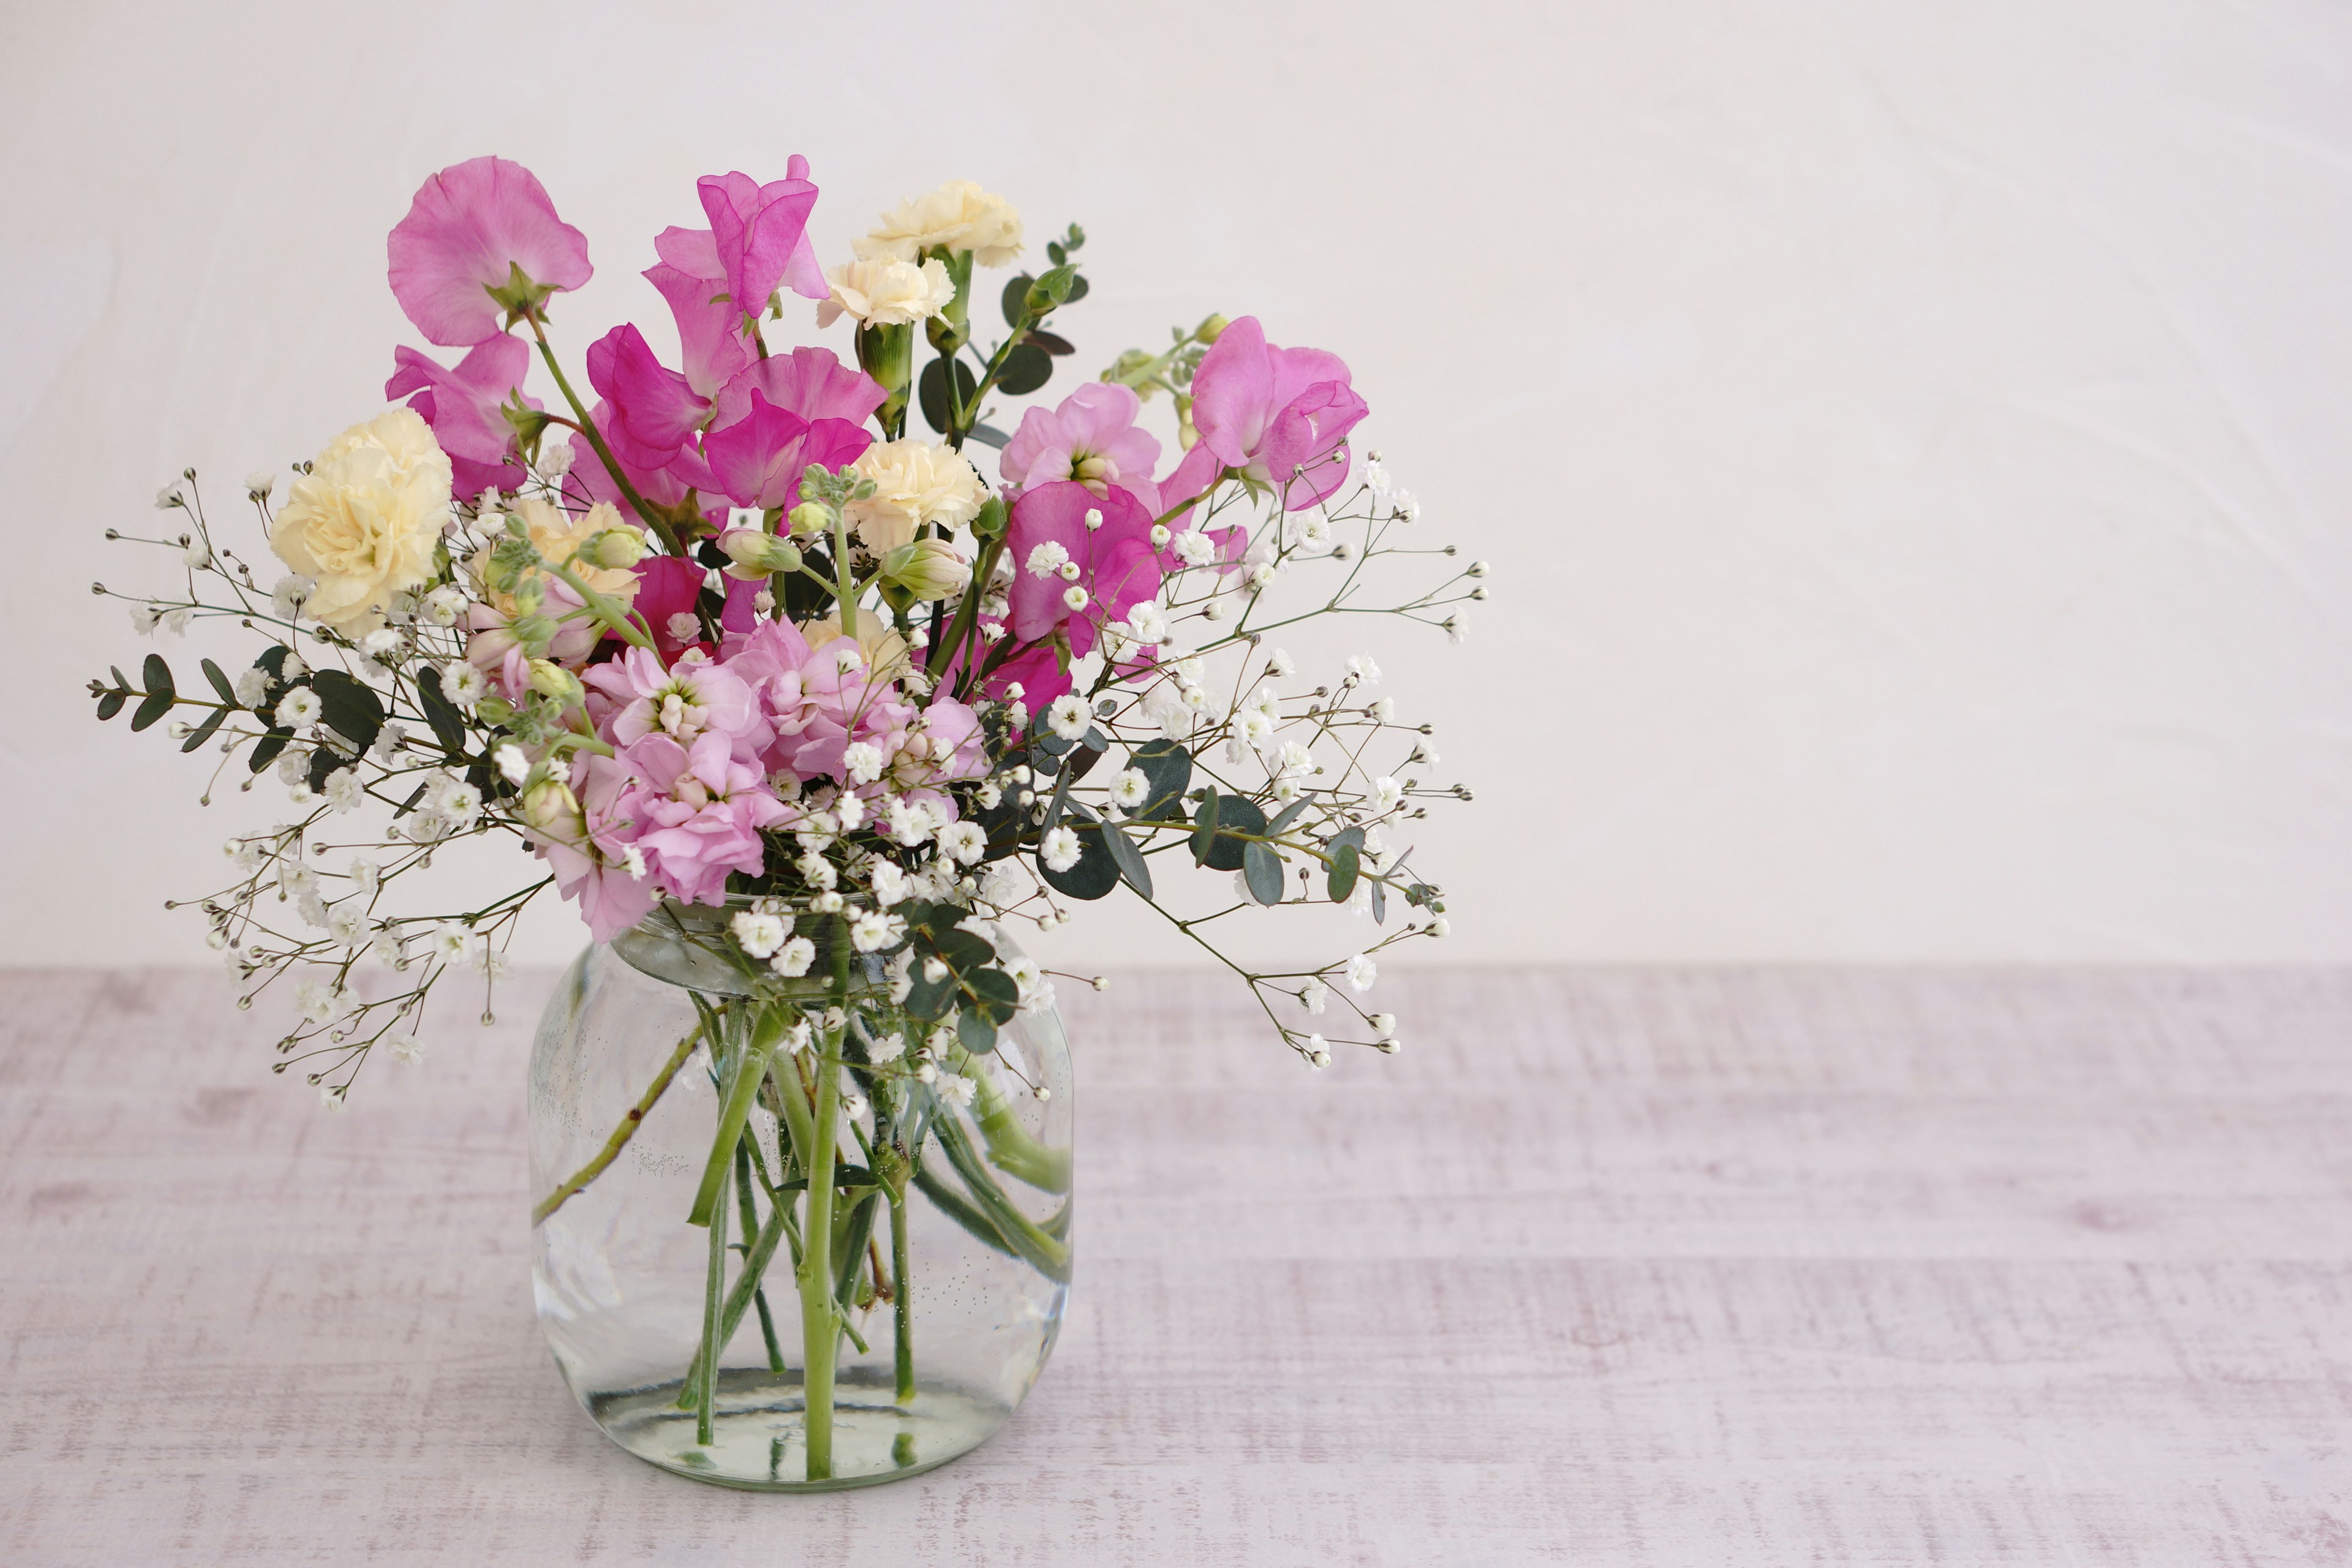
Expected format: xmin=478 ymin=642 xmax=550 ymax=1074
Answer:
xmin=645 ymin=263 xmax=753 ymax=401
xmin=386 ymin=156 xmax=592 ymax=347
xmin=713 ymin=347 xmax=888 ymax=429
xmin=696 ymin=168 xmax=822 ymax=324
xmin=1188 ymin=315 xmax=1275 ymax=467
xmin=585 ymin=324 xmax=710 ymax=469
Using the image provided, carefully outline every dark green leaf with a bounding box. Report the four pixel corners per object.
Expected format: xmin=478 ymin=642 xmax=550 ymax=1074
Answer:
xmin=1129 ymin=739 xmax=1192 ymax=819
xmin=1327 ymin=842 xmax=1361 ymax=902
xmin=932 ymin=926 xmax=997 ymax=971
xmin=1028 ymin=328 xmax=1074 ymax=356
xmin=918 ymin=356 xmax=978 ymax=435
xmin=1267 ymin=796 xmax=1312 ymax=837
xmin=130 ymin=691 xmax=173 ymax=733
xmin=254 ymin=646 xmax=288 ymax=679
xmin=1199 ymin=794 xmax=1267 ymax=873
xmin=247 ymin=727 xmax=293 ymax=772
xmin=1001 ymin=274 xmax=1034 ymax=330
xmin=310 ymin=668 xmax=383 ymax=753
xmin=179 ymin=704 xmax=228 ymax=753
xmin=1039 ymin=810 xmax=1120 ymax=900
xmin=110 ymin=665 xmax=128 ymax=690
xmin=965 ymin=966 xmax=1019 ymax=1021
xmin=94 ymin=691 xmax=126 ymax=721
xmin=201 ymin=658 xmax=236 ymax=705
xmin=997 ymin=343 xmax=1053 ymax=396
xmin=967 ymin=423 xmax=1011 ymax=450
xmin=957 ymin=1005 xmax=999 ymax=1054
xmin=306 ymin=744 xmax=349 ymax=792
xmin=1062 ymin=273 xmax=1088 ymax=304
xmin=1371 ymin=876 xmax=1388 ymax=924
xmin=1101 ymin=820 xmax=1153 ymax=899
xmin=1190 ymin=791 xmax=1222 ymax=865
xmin=903 ymin=967 xmax=955 ymax=1021
xmin=415 ymin=665 xmax=468 ymax=756
xmin=1046 ymin=239 xmax=1066 ymax=266
xmin=1243 ymin=840 xmax=1284 ymax=905
xmin=132 ymin=655 xmax=176 ymax=729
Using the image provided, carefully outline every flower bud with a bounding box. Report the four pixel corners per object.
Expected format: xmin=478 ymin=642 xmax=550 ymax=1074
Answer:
xmin=585 ymin=527 xmax=647 ymax=570
xmin=526 ymin=657 xmax=584 ymax=708
xmin=879 ymin=538 xmax=972 ymax=601
xmin=510 ymin=612 xmax=559 ymax=654
xmin=718 ymin=527 xmax=803 ymax=579
xmin=520 ymin=777 xmax=582 ymax=836
xmin=1195 ymin=314 xmax=1229 ymax=344
xmin=786 ymin=502 xmax=832 ymax=540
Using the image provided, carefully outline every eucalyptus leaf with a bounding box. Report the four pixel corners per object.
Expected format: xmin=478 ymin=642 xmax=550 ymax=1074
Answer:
xmin=201 ymin=658 xmax=236 ymax=705
xmin=1101 ymin=819 xmax=1153 ymax=898
xmin=415 ymin=665 xmax=468 ymax=755
xmin=1327 ymin=842 xmax=1361 ymax=902
xmin=997 ymin=343 xmax=1053 ymax=396
xmin=180 ymin=704 xmax=228 ymax=753
xmin=94 ymin=690 xmax=126 ymax=721
xmin=1038 ymin=810 xmax=1120 ymax=900
xmin=1199 ymin=793 xmax=1267 ymax=873
xmin=1243 ymin=840 xmax=1284 ymax=905
xmin=918 ymin=356 xmax=978 ymax=435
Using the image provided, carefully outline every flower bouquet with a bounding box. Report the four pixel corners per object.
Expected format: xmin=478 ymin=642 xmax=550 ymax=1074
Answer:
xmin=92 ymin=154 xmax=1480 ymax=1488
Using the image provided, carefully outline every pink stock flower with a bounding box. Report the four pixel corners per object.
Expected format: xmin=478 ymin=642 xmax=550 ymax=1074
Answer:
xmin=537 ymin=752 xmax=659 ymax=943
xmin=1186 ymin=315 xmax=1368 ymax=510
xmin=775 ymin=643 xmax=916 ymax=783
xmin=584 ymin=643 xmax=764 ymax=758
xmin=585 ymin=323 xmax=710 ymax=470
xmin=1004 ymin=481 xmax=1161 ymax=655
xmin=622 ymin=731 xmax=792 ymax=907
xmin=1000 ymin=382 xmax=1161 ymax=513
xmin=386 ymin=156 xmax=592 ymax=347
xmin=385 ymin=337 xmax=538 ymax=499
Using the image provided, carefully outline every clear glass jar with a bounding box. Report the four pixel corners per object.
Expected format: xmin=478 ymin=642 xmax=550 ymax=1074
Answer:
xmin=528 ymin=903 xmax=1073 ymax=1490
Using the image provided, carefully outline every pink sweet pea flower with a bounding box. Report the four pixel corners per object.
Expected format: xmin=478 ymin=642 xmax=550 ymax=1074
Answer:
xmin=1003 ymin=481 xmax=1162 ymax=656
xmin=386 ymin=156 xmax=592 ymax=347
xmin=709 ymin=346 xmax=889 ymax=431
xmin=622 ymin=731 xmax=792 ymax=907
xmin=563 ymin=404 xmax=701 ymax=515
xmin=645 ymin=262 xmax=755 ymax=401
xmin=701 ymin=388 xmax=874 ymax=511
xmin=1186 ymin=315 xmax=1368 ymax=510
xmin=1000 ymin=382 xmax=1162 ymax=513
xmin=655 ymin=159 xmax=829 ymax=326
xmin=385 ymin=336 xmax=539 ymax=499
xmin=585 ymin=323 xmax=710 ymax=471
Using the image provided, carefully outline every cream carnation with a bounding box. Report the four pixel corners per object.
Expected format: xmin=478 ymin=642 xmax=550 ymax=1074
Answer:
xmin=853 ymin=181 xmax=1024 ymax=268
xmin=843 ymin=440 xmax=984 ymax=555
xmin=270 ymin=408 xmax=452 ymax=634
xmin=502 ymin=496 xmax=640 ymax=606
xmin=815 ymin=257 xmax=954 ymax=330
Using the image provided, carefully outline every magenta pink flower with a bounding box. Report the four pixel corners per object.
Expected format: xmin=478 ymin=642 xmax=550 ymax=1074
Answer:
xmin=1003 ymin=481 xmax=1161 ymax=655
xmin=709 ymin=347 xmax=888 ymax=431
xmin=618 ymin=555 xmax=712 ymax=660
xmin=621 ymin=731 xmax=791 ymax=907
xmin=1000 ymin=382 xmax=1162 ymax=513
xmin=564 ymin=404 xmax=699 ymax=516
xmin=385 ymin=336 xmax=538 ymax=500
xmin=386 ymin=156 xmax=592 ymax=347
xmin=701 ymin=390 xmax=873 ymax=511
xmin=585 ymin=323 xmax=710 ymax=471
xmin=645 ymin=262 xmax=755 ymax=402
xmin=1186 ymin=315 xmax=1368 ymax=510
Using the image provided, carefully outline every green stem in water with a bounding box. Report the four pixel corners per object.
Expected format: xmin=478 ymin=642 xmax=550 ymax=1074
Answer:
xmin=692 ymin=1156 xmax=728 ymax=1442
xmin=889 ymin=1188 xmax=915 ymax=1404
xmin=734 ymin=1140 xmax=786 ymax=1376
xmin=532 ymin=1019 xmax=703 ymax=1224
xmin=687 ymin=1004 xmax=780 ymax=1228
xmin=797 ymin=932 xmax=851 ymax=1481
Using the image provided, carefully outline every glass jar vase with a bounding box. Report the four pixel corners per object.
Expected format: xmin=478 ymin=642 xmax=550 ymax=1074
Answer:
xmin=527 ymin=903 xmax=1073 ymax=1490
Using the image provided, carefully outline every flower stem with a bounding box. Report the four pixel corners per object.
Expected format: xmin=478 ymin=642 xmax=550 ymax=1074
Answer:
xmin=889 ymin=1188 xmax=914 ymax=1404
xmin=692 ymin=1155 xmax=729 ymax=1444
xmin=797 ymin=933 xmax=851 ymax=1480
xmin=735 ymin=1140 xmax=786 ymax=1376
xmin=523 ymin=315 xmax=681 ymax=557
xmin=532 ymin=1019 xmax=703 ymax=1225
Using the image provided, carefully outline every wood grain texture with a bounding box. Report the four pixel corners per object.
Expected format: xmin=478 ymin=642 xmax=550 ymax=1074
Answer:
xmin=2 ymin=967 xmax=2348 ymax=1566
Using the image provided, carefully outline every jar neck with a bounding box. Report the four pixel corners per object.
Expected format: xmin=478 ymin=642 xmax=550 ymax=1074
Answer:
xmin=610 ymin=902 xmax=875 ymax=1001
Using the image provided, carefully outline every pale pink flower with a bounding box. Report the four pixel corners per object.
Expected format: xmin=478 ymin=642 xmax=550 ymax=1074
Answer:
xmin=1000 ymin=382 xmax=1161 ymax=513
xmin=1180 ymin=315 xmax=1368 ymax=510
xmin=386 ymin=156 xmax=592 ymax=347
xmin=624 ymin=731 xmax=791 ymax=907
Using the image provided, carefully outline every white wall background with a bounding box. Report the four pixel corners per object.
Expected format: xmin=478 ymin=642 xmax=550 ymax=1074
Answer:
xmin=4 ymin=0 xmax=2350 ymax=967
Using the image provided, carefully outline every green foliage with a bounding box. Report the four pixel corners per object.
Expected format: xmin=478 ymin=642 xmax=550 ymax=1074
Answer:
xmin=996 ymin=343 xmax=1052 ymax=397
xmin=1038 ymin=804 xmax=1120 ymax=900
xmin=1243 ymin=840 xmax=1284 ymax=905
xmin=918 ymin=356 xmax=978 ymax=434
xmin=130 ymin=654 xmax=174 ymax=732
xmin=1191 ymin=791 xmax=1267 ymax=872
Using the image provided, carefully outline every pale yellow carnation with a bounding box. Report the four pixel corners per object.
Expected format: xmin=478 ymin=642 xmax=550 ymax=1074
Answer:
xmin=270 ymin=408 xmax=452 ymax=633
xmin=506 ymin=497 xmax=641 ymax=606
xmin=802 ymin=612 xmax=912 ymax=680
xmin=815 ymin=257 xmax=954 ymax=331
xmin=853 ymin=181 xmax=1024 ymax=268
xmin=843 ymin=440 xmax=985 ymax=556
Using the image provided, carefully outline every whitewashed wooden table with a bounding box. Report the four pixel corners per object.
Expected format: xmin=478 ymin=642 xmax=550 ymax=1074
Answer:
xmin=2 ymin=967 xmax=2348 ymax=1565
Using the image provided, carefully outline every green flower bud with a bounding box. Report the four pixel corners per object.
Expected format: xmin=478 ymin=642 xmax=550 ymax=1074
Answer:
xmin=527 ymin=657 xmax=584 ymax=708
xmin=718 ymin=527 xmax=802 ymax=579
xmin=1196 ymin=314 xmax=1229 ymax=344
xmin=879 ymin=538 xmax=971 ymax=602
xmin=585 ymin=526 xmax=647 ymax=570
xmin=510 ymin=612 xmax=559 ymax=654
xmin=521 ymin=777 xmax=583 ymax=837
xmin=786 ymin=502 xmax=832 ymax=540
